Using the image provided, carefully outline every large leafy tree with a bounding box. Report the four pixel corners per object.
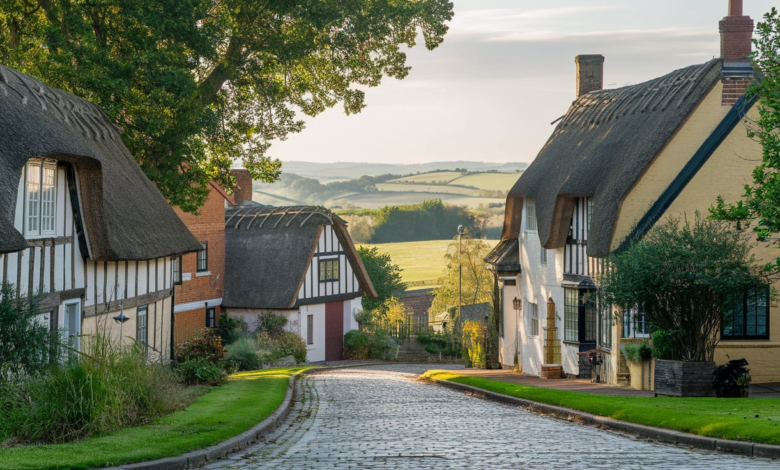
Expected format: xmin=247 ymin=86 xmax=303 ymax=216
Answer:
xmin=357 ymin=245 xmax=406 ymax=313
xmin=599 ymin=215 xmax=772 ymax=362
xmin=1 ymin=0 xmax=453 ymax=211
xmin=430 ymin=234 xmax=493 ymax=315
xmin=711 ymin=8 xmax=780 ymax=250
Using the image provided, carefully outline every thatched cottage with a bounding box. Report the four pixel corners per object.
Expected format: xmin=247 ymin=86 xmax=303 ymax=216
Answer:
xmin=488 ymin=1 xmax=780 ymax=383
xmin=0 ymin=64 xmax=201 ymax=360
xmin=223 ymin=202 xmax=376 ymax=362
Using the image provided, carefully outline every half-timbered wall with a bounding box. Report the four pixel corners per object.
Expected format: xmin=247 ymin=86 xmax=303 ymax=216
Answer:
xmin=564 ymin=197 xmax=590 ymax=275
xmin=1 ymin=161 xmax=174 ymax=358
xmin=297 ymin=224 xmax=361 ymax=303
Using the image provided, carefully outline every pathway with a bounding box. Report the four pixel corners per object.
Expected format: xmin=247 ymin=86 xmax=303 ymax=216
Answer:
xmin=205 ymin=364 xmax=773 ymax=469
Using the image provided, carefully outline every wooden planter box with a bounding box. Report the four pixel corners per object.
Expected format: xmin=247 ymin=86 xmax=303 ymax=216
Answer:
xmin=654 ymin=360 xmax=715 ymax=397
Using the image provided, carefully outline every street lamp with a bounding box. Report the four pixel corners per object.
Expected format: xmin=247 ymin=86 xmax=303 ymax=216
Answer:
xmin=112 ymin=302 xmax=129 ymax=345
xmin=457 ymin=224 xmax=463 ymax=328
xmin=512 ymin=297 xmax=522 ymax=312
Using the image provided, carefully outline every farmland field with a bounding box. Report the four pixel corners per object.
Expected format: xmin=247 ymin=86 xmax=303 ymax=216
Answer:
xmin=450 ymin=172 xmax=520 ymax=190
xmin=375 ymin=182 xmax=480 ymax=196
xmin=360 ymin=240 xmax=454 ymax=287
xmin=329 ymin=191 xmax=493 ymax=209
xmin=390 ymin=171 xmax=464 ymax=184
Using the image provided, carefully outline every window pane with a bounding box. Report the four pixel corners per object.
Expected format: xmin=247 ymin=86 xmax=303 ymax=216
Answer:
xmin=41 ymin=164 xmax=56 ymax=233
xmin=526 ymin=200 xmax=537 ymax=231
xmin=27 ymin=162 xmax=41 ymax=233
xmin=564 ymin=288 xmax=578 ymax=342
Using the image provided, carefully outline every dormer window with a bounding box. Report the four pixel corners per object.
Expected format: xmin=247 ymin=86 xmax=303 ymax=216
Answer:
xmin=26 ymin=159 xmax=57 ymax=237
xmin=525 ymin=199 xmax=537 ymax=232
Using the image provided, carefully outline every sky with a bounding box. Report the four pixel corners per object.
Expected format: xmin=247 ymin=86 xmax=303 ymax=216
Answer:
xmin=270 ymin=0 xmax=777 ymax=165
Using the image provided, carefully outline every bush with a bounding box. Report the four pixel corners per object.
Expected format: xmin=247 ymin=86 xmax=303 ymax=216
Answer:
xmin=177 ymin=358 xmax=226 ymax=386
xmin=225 ymin=338 xmax=260 ymax=371
xmin=651 ymin=330 xmax=684 ymax=361
xmin=175 ymin=329 xmax=226 ymax=364
xmin=216 ymin=313 xmax=248 ymax=346
xmin=416 ymin=329 xmax=460 ymax=357
xmin=621 ymin=342 xmax=653 ymax=363
xmin=0 ymin=282 xmax=62 ymax=381
xmin=255 ymin=312 xmax=289 ymax=337
xmin=343 ymin=330 xmax=372 ymax=359
xmin=0 ymin=333 xmax=183 ymax=444
xmin=257 ymin=331 xmax=307 ymax=364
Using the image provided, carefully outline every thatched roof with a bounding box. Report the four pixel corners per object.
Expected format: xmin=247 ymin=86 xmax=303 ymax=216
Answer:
xmin=484 ymin=239 xmax=520 ymax=274
xmin=223 ymin=203 xmax=377 ymax=309
xmin=501 ymin=59 xmax=722 ymax=257
xmin=0 ymin=65 xmax=201 ymax=259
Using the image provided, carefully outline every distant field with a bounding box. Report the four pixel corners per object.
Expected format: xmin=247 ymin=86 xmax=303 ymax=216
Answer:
xmin=252 ymin=189 xmax=305 ymax=206
xmin=329 ymin=191 xmax=468 ymax=209
xmin=361 ymin=240 xmax=454 ymax=287
xmin=450 ymin=172 xmax=520 ymax=191
xmin=375 ymin=182 xmax=480 ymax=196
xmin=390 ymin=171 xmax=464 ymax=184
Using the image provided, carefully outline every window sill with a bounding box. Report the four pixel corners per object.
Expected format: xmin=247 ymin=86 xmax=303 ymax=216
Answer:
xmin=563 ymin=340 xmax=580 ymax=346
xmin=319 ymin=280 xmax=339 ymax=283
xmin=195 ymin=271 xmax=211 ymax=277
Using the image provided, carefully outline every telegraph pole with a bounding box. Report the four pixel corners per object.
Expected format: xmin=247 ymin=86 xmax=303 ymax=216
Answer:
xmin=457 ymin=224 xmax=463 ymax=326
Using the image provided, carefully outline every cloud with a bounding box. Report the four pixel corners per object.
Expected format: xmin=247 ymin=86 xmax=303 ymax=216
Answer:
xmin=449 ymin=6 xmax=624 ymax=38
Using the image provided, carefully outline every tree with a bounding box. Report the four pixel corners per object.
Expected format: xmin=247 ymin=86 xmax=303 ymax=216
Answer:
xmin=0 ymin=283 xmax=61 ymax=381
xmin=358 ymin=245 xmax=406 ymax=313
xmin=1 ymin=0 xmax=454 ymax=211
xmin=711 ymin=8 xmax=780 ymax=250
xmin=599 ymin=214 xmax=773 ymax=362
xmin=430 ymin=235 xmax=493 ymax=315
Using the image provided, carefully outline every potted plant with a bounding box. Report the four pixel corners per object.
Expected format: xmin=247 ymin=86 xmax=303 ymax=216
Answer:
xmin=600 ymin=214 xmax=773 ymax=397
xmin=620 ymin=342 xmax=652 ymax=390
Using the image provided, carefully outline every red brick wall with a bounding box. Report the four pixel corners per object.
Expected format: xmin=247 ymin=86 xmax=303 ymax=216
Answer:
xmin=722 ymin=78 xmax=751 ymax=106
xmin=174 ymin=308 xmax=208 ymax=344
xmin=232 ymin=169 xmax=253 ymax=205
xmin=173 ymin=184 xmax=226 ymax=307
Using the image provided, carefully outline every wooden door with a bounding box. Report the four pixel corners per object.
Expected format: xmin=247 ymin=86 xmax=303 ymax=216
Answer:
xmin=325 ymin=301 xmax=344 ymax=362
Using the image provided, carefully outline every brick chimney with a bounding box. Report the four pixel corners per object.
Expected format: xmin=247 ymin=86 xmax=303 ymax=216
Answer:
xmin=575 ymin=55 xmax=605 ymax=98
xmin=719 ymin=0 xmax=754 ymax=106
xmin=231 ymin=169 xmax=253 ymax=205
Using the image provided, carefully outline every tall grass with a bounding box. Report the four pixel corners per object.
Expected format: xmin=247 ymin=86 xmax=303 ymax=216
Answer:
xmin=0 ymin=331 xmax=183 ymax=445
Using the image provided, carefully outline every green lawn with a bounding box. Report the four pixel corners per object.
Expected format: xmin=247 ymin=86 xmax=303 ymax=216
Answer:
xmin=360 ymin=240 xmax=453 ymax=287
xmin=422 ymin=370 xmax=780 ymax=445
xmin=0 ymin=367 xmax=311 ymax=470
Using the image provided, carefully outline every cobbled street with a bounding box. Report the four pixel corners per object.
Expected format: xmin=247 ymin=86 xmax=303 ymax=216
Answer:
xmin=206 ymin=364 xmax=774 ymax=470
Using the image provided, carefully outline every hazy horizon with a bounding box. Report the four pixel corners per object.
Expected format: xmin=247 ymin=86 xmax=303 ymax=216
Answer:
xmin=269 ymin=0 xmax=775 ymax=165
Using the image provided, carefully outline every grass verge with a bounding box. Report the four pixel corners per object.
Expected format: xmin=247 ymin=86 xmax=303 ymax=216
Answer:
xmin=422 ymin=370 xmax=780 ymax=445
xmin=0 ymin=367 xmax=311 ymax=470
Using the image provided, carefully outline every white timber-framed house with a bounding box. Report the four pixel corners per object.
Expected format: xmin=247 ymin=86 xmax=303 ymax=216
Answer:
xmin=488 ymin=2 xmax=779 ymax=384
xmin=223 ymin=203 xmax=377 ymax=362
xmin=0 ymin=65 xmax=201 ymax=360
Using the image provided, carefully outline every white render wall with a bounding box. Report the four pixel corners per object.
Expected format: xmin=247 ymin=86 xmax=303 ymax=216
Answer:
xmin=518 ymin=199 xmax=578 ymax=377
xmin=227 ymin=296 xmax=363 ymax=364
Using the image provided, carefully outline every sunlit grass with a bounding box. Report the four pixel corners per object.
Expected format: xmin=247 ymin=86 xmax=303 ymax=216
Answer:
xmin=422 ymin=370 xmax=780 ymax=445
xmin=0 ymin=367 xmax=314 ymax=470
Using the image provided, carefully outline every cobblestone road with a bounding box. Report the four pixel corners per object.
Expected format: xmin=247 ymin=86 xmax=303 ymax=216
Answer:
xmin=206 ymin=364 xmax=774 ymax=469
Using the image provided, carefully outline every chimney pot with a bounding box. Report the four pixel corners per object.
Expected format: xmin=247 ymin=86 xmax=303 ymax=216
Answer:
xmin=728 ymin=0 xmax=743 ymax=16
xmin=575 ymin=55 xmax=605 ymax=98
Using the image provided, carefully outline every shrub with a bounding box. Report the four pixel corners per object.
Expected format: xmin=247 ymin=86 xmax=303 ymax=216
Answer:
xmin=177 ymin=358 xmax=226 ymax=386
xmin=651 ymin=330 xmax=684 ymax=361
xmin=462 ymin=321 xmax=486 ymax=368
xmin=621 ymin=342 xmax=653 ymax=363
xmin=0 ymin=282 xmax=61 ymax=381
xmin=216 ymin=312 xmax=248 ymax=346
xmin=0 ymin=333 xmax=183 ymax=444
xmin=175 ymin=329 xmax=226 ymax=364
xmin=255 ymin=312 xmax=289 ymax=337
xmin=343 ymin=330 xmax=372 ymax=359
xmin=256 ymin=331 xmax=307 ymax=364
xmin=225 ymin=338 xmax=260 ymax=371
xmin=416 ymin=329 xmax=460 ymax=357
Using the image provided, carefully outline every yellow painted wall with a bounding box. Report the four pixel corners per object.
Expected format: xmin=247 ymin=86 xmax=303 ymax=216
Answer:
xmin=611 ymin=81 xmax=779 ymax=382
xmin=81 ymin=296 xmax=172 ymax=362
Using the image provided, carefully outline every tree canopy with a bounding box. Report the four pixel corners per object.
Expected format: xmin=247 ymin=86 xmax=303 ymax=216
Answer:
xmin=599 ymin=214 xmax=772 ymax=362
xmin=357 ymin=245 xmax=406 ymax=313
xmin=711 ymin=8 xmax=780 ymax=251
xmin=1 ymin=0 xmax=454 ymax=211
xmin=430 ymin=234 xmax=493 ymax=315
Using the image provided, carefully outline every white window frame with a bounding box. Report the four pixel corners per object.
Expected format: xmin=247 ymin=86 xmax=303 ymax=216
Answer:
xmin=540 ymin=246 xmax=547 ymax=264
xmin=25 ymin=158 xmax=58 ymax=238
xmin=527 ymin=302 xmax=539 ymax=337
xmin=622 ymin=308 xmax=650 ymax=339
xmin=525 ymin=199 xmax=537 ymax=232
xmin=137 ymin=305 xmax=149 ymax=350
